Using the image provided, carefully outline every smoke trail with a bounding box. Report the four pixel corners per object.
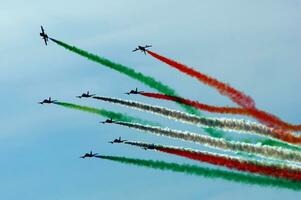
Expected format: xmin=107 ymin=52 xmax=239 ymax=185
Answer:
xmin=139 ymin=92 xmax=301 ymax=132
xmin=146 ymin=50 xmax=255 ymax=109
xmin=50 ymin=38 xmax=225 ymax=138
xmin=112 ymin=121 xmax=301 ymax=163
xmin=53 ymin=101 xmax=156 ymax=125
xmin=93 ymin=96 xmax=301 ymax=144
xmin=140 ymin=92 xmax=247 ymax=114
xmin=146 ymin=50 xmax=301 ymax=131
xmin=124 ymin=141 xmax=301 ymax=181
xmin=97 ymin=155 xmax=301 ymax=190
xmin=125 ymin=141 xmax=301 ymax=172
xmin=159 ymin=148 xmax=301 ymax=181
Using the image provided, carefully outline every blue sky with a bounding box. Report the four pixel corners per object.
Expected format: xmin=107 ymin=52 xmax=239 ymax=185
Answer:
xmin=1 ymin=0 xmax=301 ymax=199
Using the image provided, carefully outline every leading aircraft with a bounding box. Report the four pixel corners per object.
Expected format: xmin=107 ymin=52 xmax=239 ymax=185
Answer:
xmin=80 ymin=151 xmax=99 ymax=159
xmin=76 ymin=91 xmax=96 ymax=98
xmin=38 ymin=97 xmax=57 ymax=104
xmin=109 ymin=137 xmax=127 ymax=144
xmin=40 ymin=26 xmax=48 ymax=45
xmin=132 ymin=45 xmax=152 ymax=54
xmin=100 ymin=118 xmax=115 ymax=124
xmin=125 ymin=88 xmax=142 ymax=95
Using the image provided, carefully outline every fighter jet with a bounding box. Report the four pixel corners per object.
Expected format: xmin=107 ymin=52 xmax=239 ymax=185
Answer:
xmin=132 ymin=45 xmax=152 ymax=54
xmin=40 ymin=26 xmax=48 ymax=45
xmin=109 ymin=137 xmax=127 ymax=144
xmin=125 ymin=88 xmax=142 ymax=95
xmin=142 ymin=144 xmax=156 ymax=150
xmin=38 ymin=97 xmax=57 ymax=104
xmin=100 ymin=118 xmax=115 ymax=124
xmin=76 ymin=91 xmax=96 ymax=98
xmin=80 ymin=151 xmax=99 ymax=159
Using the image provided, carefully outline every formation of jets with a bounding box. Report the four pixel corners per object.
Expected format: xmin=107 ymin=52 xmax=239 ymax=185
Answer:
xmin=40 ymin=26 xmax=48 ymax=45
xmin=39 ymin=27 xmax=155 ymax=159
xmin=38 ymin=97 xmax=57 ymax=104
xmin=76 ymin=91 xmax=96 ymax=98
xmin=125 ymin=88 xmax=143 ymax=95
xmin=109 ymin=137 xmax=127 ymax=144
xmin=132 ymin=45 xmax=152 ymax=54
xmin=80 ymin=151 xmax=99 ymax=159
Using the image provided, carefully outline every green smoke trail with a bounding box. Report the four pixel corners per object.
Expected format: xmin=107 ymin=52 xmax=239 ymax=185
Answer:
xmin=97 ymin=155 xmax=301 ymax=190
xmin=53 ymin=101 xmax=158 ymax=125
xmin=261 ymin=140 xmax=301 ymax=152
xmin=50 ymin=38 xmax=223 ymax=138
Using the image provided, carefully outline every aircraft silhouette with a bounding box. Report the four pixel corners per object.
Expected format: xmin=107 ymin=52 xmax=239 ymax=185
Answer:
xmin=76 ymin=91 xmax=96 ymax=98
xmin=125 ymin=88 xmax=142 ymax=95
xmin=109 ymin=137 xmax=127 ymax=144
xmin=38 ymin=97 xmax=57 ymax=104
xmin=100 ymin=118 xmax=115 ymax=124
xmin=80 ymin=151 xmax=99 ymax=159
xmin=40 ymin=26 xmax=48 ymax=45
xmin=142 ymin=144 xmax=156 ymax=150
xmin=132 ymin=45 xmax=152 ymax=54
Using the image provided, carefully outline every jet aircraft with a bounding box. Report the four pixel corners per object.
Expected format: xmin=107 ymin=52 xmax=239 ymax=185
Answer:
xmin=132 ymin=45 xmax=152 ymax=54
xmin=80 ymin=151 xmax=99 ymax=159
xmin=38 ymin=97 xmax=57 ymax=104
xmin=76 ymin=91 xmax=96 ymax=98
xmin=40 ymin=26 xmax=48 ymax=45
xmin=109 ymin=137 xmax=127 ymax=144
xmin=142 ymin=144 xmax=156 ymax=150
xmin=125 ymin=88 xmax=142 ymax=95
xmin=100 ymin=118 xmax=115 ymax=124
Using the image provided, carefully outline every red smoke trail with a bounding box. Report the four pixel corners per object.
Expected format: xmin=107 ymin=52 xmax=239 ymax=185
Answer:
xmin=140 ymin=92 xmax=248 ymax=114
xmin=274 ymin=131 xmax=301 ymax=144
xmin=146 ymin=50 xmax=255 ymax=109
xmin=156 ymin=147 xmax=301 ymax=181
xmin=139 ymin=92 xmax=301 ymax=131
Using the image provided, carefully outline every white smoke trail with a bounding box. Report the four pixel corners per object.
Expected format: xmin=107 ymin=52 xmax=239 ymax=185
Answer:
xmin=112 ymin=121 xmax=301 ymax=163
xmin=93 ymin=96 xmax=298 ymax=144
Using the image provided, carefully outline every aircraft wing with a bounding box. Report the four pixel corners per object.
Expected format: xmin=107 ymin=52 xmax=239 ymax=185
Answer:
xmin=41 ymin=26 xmax=44 ymax=33
xmin=44 ymin=38 xmax=47 ymax=45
